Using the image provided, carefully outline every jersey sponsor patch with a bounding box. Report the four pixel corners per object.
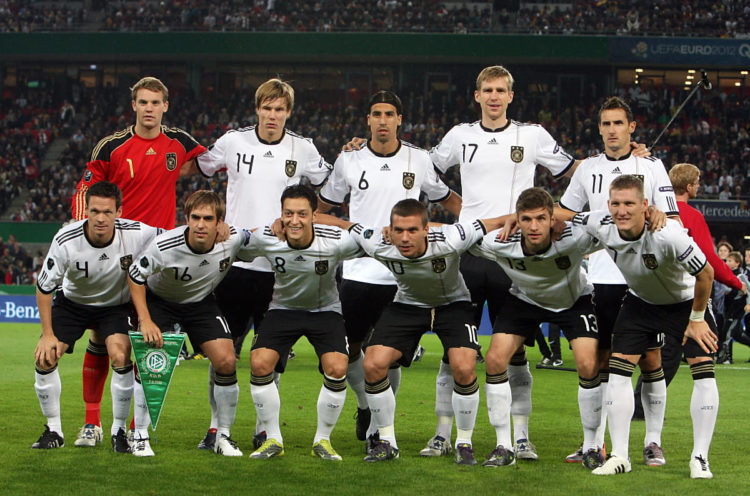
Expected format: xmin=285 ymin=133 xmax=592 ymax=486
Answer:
xmin=140 ymin=256 xmax=149 ymax=268
xmin=166 ymin=152 xmax=178 ymax=171
xmin=659 ymin=186 xmax=674 ymax=192
xmin=47 ymin=258 xmax=55 ymax=269
xmin=555 ymin=256 xmax=571 ymax=270
xmin=315 ymin=260 xmax=329 ymax=275
xmin=402 ymin=172 xmax=415 ymax=189
xmin=431 ymin=258 xmax=447 ymax=273
xmin=219 ymin=257 xmax=231 ymax=272
xmin=642 ymin=253 xmax=658 ymax=270
xmin=285 ymin=160 xmax=297 ymax=177
xmin=120 ymin=255 xmax=133 ymax=270
xmin=678 ymin=246 xmax=694 ymax=262
xmin=455 ymin=223 xmax=466 ymax=240
xmin=510 ymin=145 xmax=524 ymax=163
xmin=363 ymin=229 xmax=374 ymax=239
xmin=84 ymin=169 xmax=92 ymax=182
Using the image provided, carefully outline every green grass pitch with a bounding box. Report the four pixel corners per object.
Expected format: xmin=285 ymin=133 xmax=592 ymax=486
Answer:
xmin=2 ymin=323 xmax=748 ymax=495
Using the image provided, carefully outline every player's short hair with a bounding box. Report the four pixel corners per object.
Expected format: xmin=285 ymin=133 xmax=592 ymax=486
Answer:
xmin=368 ymin=90 xmax=403 ymax=116
xmin=476 ymin=65 xmax=514 ymax=91
xmin=255 ymin=78 xmax=294 ymax=112
xmin=516 ymin=187 xmax=554 ymax=216
xmin=390 ymin=199 xmax=428 ymax=226
xmin=184 ymin=190 xmax=225 ymax=221
xmin=669 ymin=163 xmax=700 ymax=195
xmin=280 ymin=184 xmax=317 ymax=211
xmin=598 ymin=96 xmax=634 ymax=124
xmin=130 ymin=77 xmax=168 ymax=102
xmin=727 ymin=251 xmax=742 ymax=265
xmin=85 ymin=181 xmax=122 ymax=210
xmin=610 ymin=174 xmax=645 ymax=200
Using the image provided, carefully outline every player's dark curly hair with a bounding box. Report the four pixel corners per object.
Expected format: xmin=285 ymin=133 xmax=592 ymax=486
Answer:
xmin=280 ymin=184 xmax=317 ymax=211
xmin=85 ymin=181 xmax=122 ymax=209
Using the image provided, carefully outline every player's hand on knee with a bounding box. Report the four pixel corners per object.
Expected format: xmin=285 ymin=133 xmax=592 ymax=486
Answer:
xmin=683 ymin=320 xmax=718 ymax=354
xmin=645 ymin=206 xmax=667 ymax=231
xmin=630 ymin=141 xmax=651 ymax=157
xmin=140 ymin=319 xmax=164 ymax=348
xmin=341 ymin=137 xmax=365 ymax=152
xmin=35 ymin=335 xmax=62 ymax=369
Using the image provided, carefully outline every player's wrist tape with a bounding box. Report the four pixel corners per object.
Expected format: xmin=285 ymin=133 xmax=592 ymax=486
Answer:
xmin=689 ymin=309 xmax=705 ymax=322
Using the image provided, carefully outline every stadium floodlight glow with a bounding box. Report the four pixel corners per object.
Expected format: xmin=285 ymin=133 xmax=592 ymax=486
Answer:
xmin=686 ymin=75 xmax=694 ymax=80
xmin=741 ymin=71 xmax=748 ymax=75
xmin=688 ymin=69 xmax=696 ymax=74
xmin=635 ymin=68 xmax=644 ymax=73
xmin=649 ymin=69 xmax=712 ymax=151
xmin=736 ymin=82 xmax=742 ymax=87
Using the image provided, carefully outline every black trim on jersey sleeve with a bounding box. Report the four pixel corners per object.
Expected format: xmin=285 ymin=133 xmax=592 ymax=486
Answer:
xmin=194 ymin=155 xmax=213 ymax=179
xmin=685 ymin=257 xmax=708 ymax=277
xmin=348 ymin=223 xmax=363 ymax=234
xmin=558 ymin=200 xmax=582 ymax=213
xmin=429 ymin=189 xmax=451 ymax=203
xmin=319 ymin=191 xmax=343 ymax=207
xmin=552 ymin=157 xmax=577 ymax=179
xmin=36 ymin=280 xmax=55 ymax=295
xmin=163 ymin=126 xmax=202 ymax=153
xmin=474 ymin=220 xmax=487 ymax=235
xmin=128 ymin=265 xmax=147 ymax=285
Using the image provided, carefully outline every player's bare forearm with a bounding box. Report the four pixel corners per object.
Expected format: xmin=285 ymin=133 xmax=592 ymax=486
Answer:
xmin=179 ymin=159 xmax=199 ymax=177
xmin=479 ymin=213 xmax=513 ymax=233
xmin=439 ymin=190 xmax=462 ymax=217
xmin=692 ymin=263 xmax=714 ymax=312
xmin=316 ymin=198 xmax=335 ymax=214
xmin=314 ymin=212 xmax=353 ymax=230
xmin=128 ymin=278 xmax=152 ymax=323
xmin=553 ymin=204 xmax=576 ymax=222
xmin=562 ymin=159 xmax=582 ymax=178
xmin=36 ymin=290 xmax=54 ymax=338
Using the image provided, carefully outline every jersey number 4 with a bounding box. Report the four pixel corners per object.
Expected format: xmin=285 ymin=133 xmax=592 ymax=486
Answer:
xmin=236 ymin=153 xmax=254 ymax=174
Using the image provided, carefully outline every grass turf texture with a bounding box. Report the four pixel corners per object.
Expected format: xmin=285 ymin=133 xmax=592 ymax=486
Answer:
xmin=2 ymin=323 xmax=748 ymax=495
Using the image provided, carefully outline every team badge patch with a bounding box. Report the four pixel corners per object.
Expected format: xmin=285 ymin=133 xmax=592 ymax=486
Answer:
xmin=84 ymin=169 xmax=92 ymax=182
xmin=120 ymin=255 xmax=133 ymax=270
xmin=166 ymin=153 xmax=178 ymax=171
xmin=555 ymin=256 xmax=571 ymax=270
xmin=315 ymin=260 xmax=329 ymax=275
xmin=510 ymin=146 xmax=524 ymax=163
xmin=363 ymin=229 xmax=374 ymax=239
xmin=285 ymin=160 xmax=297 ymax=178
xmin=219 ymin=257 xmax=231 ymax=272
xmin=431 ymin=258 xmax=447 ymax=273
xmin=633 ymin=174 xmax=645 ymax=183
xmin=47 ymin=258 xmax=55 ymax=270
xmin=402 ymin=172 xmax=415 ymax=190
xmin=642 ymin=254 xmax=658 ymax=270
xmin=140 ymin=256 xmax=149 ymax=268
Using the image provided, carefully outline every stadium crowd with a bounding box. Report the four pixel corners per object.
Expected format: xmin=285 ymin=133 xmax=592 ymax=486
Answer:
xmin=0 ymin=0 xmax=747 ymax=37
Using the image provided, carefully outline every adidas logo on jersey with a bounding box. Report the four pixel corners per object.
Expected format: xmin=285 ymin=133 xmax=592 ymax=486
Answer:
xmin=294 ymin=255 xmax=306 ymax=262
xmin=146 ymin=147 xmax=156 ymax=156
xmin=199 ymin=259 xmax=210 ymax=267
xmin=626 ymin=248 xmax=637 ymax=254
xmin=611 ymin=166 xmax=622 ymax=174
xmin=487 ymin=138 xmax=498 ymax=145
xmin=380 ymin=164 xmax=390 ymax=171
xmin=98 ymin=253 xmax=109 ymax=261
xmin=263 ymin=151 xmax=274 ymax=158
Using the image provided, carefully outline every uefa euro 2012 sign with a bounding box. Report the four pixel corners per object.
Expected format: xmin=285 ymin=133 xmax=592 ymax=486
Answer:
xmin=130 ymin=331 xmax=186 ymax=430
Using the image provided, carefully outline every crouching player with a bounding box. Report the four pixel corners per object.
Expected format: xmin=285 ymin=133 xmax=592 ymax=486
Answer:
xmin=573 ymin=175 xmax=718 ymax=478
xmin=470 ymin=188 xmax=603 ymax=468
xmin=127 ymin=191 xmax=246 ymax=457
xmin=33 ymin=181 xmax=159 ymax=452
xmin=244 ymin=185 xmax=363 ymax=461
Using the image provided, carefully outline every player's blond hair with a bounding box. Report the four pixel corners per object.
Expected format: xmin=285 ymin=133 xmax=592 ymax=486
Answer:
xmin=610 ymin=174 xmax=645 ymax=200
xmin=476 ymin=65 xmax=514 ymax=91
xmin=130 ymin=76 xmax=168 ymax=102
xmin=184 ymin=190 xmax=225 ymax=221
xmin=669 ymin=163 xmax=700 ymax=195
xmin=255 ymin=78 xmax=294 ymax=112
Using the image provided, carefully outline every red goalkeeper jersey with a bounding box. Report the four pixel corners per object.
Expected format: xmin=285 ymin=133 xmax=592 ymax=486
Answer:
xmin=72 ymin=125 xmax=206 ymax=229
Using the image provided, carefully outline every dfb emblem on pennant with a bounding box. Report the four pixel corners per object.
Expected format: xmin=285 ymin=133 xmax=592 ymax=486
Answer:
xmin=315 ymin=260 xmax=329 ymax=275
xmin=219 ymin=257 xmax=231 ymax=272
xmin=120 ymin=255 xmax=133 ymax=270
xmin=431 ymin=258 xmax=447 ymax=273
xmin=555 ymin=256 xmax=571 ymax=270
xmin=402 ymin=172 xmax=415 ymax=190
xmin=642 ymin=254 xmax=658 ymax=270
xmin=166 ymin=153 xmax=178 ymax=171
xmin=510 ymin=146 xmax=524 ymax=163
xmin=285 ymin=160 xmax=297 ymax=178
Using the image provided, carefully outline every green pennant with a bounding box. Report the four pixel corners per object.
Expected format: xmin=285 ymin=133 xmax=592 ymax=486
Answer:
xmin=129 ymin=331 xmax=185 ymax=430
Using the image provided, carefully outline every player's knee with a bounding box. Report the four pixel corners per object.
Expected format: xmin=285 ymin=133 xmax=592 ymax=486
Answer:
xmin=35 ymin=357 xmax=58 ymax=370
xmin=363 ymin=356 xmax=388 ymax=383
xmin=250 ymin=352 xmax=275 ymax=376
xmin=323 ymin=361 xmax=347 ymax=379
xmin=108 ymin=349 xmax=131 ymax=368
xmin=212 ymin=353 xmax=236 ymax=375
xmin=484 ymin=349 xmax=506 ymax=374
xmin=576 ymin=357 xmax=598 ymax=378
xmin=451 ymin=364 xmax=476 ymax=385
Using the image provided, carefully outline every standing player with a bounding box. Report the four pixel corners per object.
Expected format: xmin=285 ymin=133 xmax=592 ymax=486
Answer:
xmin=469 ymin=188 xmax=603 ymax=468
xmin=127 ymin=191 xmax=245 ymax=457
xmin=556 ymin=96 xmax=679 ymax=461
xmin=195 ymin=78 xmax=332 ymax=450
xmin=572 ymin=176 xmax=718 ymax=479
xmin=32 ymin=182 xmax=159 ymax=452
xmin=318 ymin=90 xmax=461 ymax=445
xmin=244 ymin=186 xmax=363 ymax=461
xmin=318 ymin=200 xmax=506 ymax=465
xmin=69 ymin=76 xmax=206 ymax=447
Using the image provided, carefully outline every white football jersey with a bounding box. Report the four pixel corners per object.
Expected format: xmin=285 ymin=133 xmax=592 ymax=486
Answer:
xmin=430 ymin=120 xmax=574 ymax=222
xmin=239 ymin=225 xmax=363 ymax=313
xmin=38 ymin=219 xmax=160 ymax=307
xmin=129 ymin=225 xmax=248 ymax=303
xmin=560 ymin=152 xmax=679 ymax=285
xmin=573 ymin=211 xmax=707 ymax=305
xmin=320 ymin=140 xmax=450 ymax=285
xmin=349 ymin=221 xmax=486 ymax=308
xmin=470 ymin=223 xmax=600 ymax=312
xmin=196 ymin=126 xmax=332 ymax=272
